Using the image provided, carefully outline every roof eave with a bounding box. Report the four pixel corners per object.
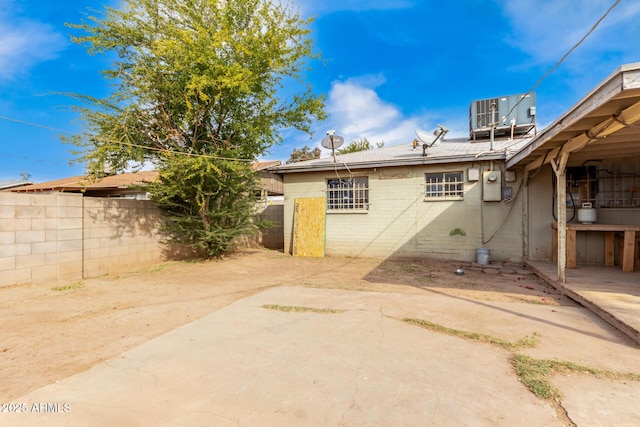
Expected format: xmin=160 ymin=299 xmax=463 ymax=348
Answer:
xmin=275 ymin=152 xmax=508 ymax=174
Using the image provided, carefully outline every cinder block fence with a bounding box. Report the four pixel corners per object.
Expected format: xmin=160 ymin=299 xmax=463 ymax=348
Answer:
xmin=0 ymin=193 xmax=167 ymax=287
xmin=0 ymin=192 xmax=284 ymax=287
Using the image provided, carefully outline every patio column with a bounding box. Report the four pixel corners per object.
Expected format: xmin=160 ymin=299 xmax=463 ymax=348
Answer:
xmin=551 ymin=153 xmax=569 ymax=283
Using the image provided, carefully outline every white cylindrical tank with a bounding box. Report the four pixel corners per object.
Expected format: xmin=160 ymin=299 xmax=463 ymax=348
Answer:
xmin=577 ymin=203 xmax=597 ymax=224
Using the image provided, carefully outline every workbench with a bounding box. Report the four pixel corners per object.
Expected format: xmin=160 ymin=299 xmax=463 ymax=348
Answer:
xmin=552 ymin=223 xmax=639 ymax=272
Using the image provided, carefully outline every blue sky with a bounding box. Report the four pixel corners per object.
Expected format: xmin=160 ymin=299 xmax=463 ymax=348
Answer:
xmin=1 ymin=0 xmax=639 ymax=182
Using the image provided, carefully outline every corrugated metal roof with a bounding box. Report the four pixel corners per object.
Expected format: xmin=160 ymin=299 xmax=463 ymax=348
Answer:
xmin=275 ymin=135 xmax=533 ymax=173
xmin=0 ymin=179 xmax=34 ymax=190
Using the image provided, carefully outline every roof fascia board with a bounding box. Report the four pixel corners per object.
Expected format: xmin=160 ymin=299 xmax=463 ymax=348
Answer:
xmin=275 ymin=153 xmax=507 ymax=174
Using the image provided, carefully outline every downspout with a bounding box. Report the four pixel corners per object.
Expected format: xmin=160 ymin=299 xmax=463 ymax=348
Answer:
xmin=490 ymin=102 xmax=496 ymax=152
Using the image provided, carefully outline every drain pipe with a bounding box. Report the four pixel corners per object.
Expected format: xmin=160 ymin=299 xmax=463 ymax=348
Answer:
xmin=490 ymin=102 xmax=497 ymax=151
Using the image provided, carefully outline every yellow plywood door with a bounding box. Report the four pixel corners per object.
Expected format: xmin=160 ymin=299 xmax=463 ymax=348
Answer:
xmin=292 ymin=197 xmax=326 ymax=257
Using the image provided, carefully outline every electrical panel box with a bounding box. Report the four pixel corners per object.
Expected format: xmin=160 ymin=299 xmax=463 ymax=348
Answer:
xmin=483 ymin=171 xmax=502 ymax=201
xmin=467 ymin=168 xmax=480 ymax=182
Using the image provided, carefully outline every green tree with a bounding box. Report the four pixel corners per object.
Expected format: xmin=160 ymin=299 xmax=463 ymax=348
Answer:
xmin=65 ymin=0 xmax=326 ymax=258
xmin=336 ymin=138 xmax=372 ymax=154
xmin=286 ymin=145 xmax=321 ymax=163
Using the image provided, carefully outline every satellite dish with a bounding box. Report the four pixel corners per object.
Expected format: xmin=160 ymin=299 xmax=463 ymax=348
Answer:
xmin=415 ymin=125 xmax=449 ymax=157
xmin=321 ymin=131 xmax=344 ymax=163
xmin=321 ymin=135 xmax=344 ymax=149
xmin=415 ymin=129 xmax=438 ymax=147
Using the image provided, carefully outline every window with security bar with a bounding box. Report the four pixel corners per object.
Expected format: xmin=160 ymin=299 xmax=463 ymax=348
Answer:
xmin=326 ymin=177 xmax=369 ymax=211
xmin=425 ymin=172 xmax=464 ymax=200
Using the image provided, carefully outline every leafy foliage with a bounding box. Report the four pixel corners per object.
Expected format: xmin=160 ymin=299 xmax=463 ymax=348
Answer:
xmin=286 ymin=145 xmax=321 ymax=163
xmin=147 ymin=156 xmax=260 ymax=258
xmin=65 ymin=0 xmax=326 ymax=258
xmin=335 ymin=138 xmax=384 ymax=154
xmin=336 ymin=138 xmax=372 ymax=154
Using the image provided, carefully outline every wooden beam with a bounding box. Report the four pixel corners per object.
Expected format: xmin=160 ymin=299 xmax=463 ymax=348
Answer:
xmin=524 ymin=100 xmax=640 ymax=172
xmin=563 ymin=100 xmax=640 ymax=154
xmin=524 ymin=147 xmax=560 ymax=173
xmin=556 ymin=167 xmax=567 ymax=283
xmin=557 ymin=152 xmax=569 ymax=175
xmin=604 ymin=232 xmax=615 ymax=267
xmin=622 ymin=231 xmax=637 ymax=273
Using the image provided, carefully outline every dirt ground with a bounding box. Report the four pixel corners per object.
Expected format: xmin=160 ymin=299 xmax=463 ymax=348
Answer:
xmin=0 ymin=248 xmax=580 ymax=403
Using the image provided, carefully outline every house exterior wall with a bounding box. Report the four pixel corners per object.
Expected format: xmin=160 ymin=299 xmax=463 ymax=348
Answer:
xmin=283 ymin=162 xmax=525 ymax=263
xmin=0 ymin=193 xmax=166 ymax=287
xmin=526 ymin=167 xmax=555 ymax=261
xmin=527 ymin=164 xmax=640 ymax=264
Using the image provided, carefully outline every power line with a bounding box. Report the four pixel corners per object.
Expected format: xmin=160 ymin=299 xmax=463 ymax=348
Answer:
xmin=0 ymin=114 xmax=253 ymax=163
xmin=0 ymin=115 xmax=68 ymax=133
xmin=0 ymin=152 xmax=68 ymax=165
xmin=503 ymin=0 xmax=621 ymax=121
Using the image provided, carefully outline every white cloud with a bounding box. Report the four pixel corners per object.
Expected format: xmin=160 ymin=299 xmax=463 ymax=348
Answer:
xmin=310 ymin=76 xmax=456 ymax=154
xmin=0 ymin=9 xmax=67 ymax=82
xmin=499 ymin=0 xmax=640 ymax=66
xmin=275 ymin=76 xmax=472 ymax=161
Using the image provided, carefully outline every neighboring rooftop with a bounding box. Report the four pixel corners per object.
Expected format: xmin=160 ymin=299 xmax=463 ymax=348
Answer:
xmin=0 ymin=179 xmax=35 ymax=191
xmin=9 ymin=171 xmax=159 ymax=193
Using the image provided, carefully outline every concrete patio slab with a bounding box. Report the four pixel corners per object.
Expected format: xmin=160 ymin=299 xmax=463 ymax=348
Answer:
xmin=4 ymin=286 xmax=639 ymax=426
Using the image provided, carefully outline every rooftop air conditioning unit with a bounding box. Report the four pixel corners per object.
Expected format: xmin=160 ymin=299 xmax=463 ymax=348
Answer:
xmin=469 ymin=93 xmax=536 ymax=141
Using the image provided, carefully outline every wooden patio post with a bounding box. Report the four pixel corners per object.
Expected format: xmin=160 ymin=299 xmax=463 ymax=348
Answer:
xmin=551 ymin=154 xmax=569 ymax=283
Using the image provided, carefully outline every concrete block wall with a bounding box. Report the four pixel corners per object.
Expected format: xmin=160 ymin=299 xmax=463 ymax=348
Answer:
xmin=0 ymin=193 xmax=166 ymax=287
xmin=0 ymin=193 xmax=83 ymax=286
xmin=82 ymin=198 xmax=165 ymax=278
xmin=282 ymin=162 xmax=525 ymax=263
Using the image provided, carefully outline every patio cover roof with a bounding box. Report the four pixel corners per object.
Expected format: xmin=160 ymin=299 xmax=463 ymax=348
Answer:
xmin=506 ymin=62 xmax=640 ymax=172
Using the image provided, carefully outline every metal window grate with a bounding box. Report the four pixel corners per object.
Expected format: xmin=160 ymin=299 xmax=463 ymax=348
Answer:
xmin=327 ymin=177 xmax=369 ymax=210
xmin=425 ymin=172 xmax=464 ymax=199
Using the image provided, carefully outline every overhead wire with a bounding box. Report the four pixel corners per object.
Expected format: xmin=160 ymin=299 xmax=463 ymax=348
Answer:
xmin=1 ymin=1 xmax=623 ymax=168
xmin=0 ymin=114 xmax=253 ymax=163
xmin=501 ymin=0 xmax=621 ymax=122
xmin=0 ymin=152 xmax=68 ymax=166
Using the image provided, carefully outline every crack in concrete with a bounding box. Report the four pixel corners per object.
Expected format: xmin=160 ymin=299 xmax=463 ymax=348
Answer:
xmin=553 ymin=400 xmax=577 ymax=427
xmin=338 ymin=305 xmax=386 ymax=426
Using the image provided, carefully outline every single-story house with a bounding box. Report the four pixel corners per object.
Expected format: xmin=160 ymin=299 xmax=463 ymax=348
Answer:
xmin=274 ymin=63 xmax=640 ymax=281
xmin=10 ymin=162 xmax=283 ymax=200
xmin=8 ymin=171 xmax=159 ymax=199
xmin=275 ymin=133 xmax=532 ymax=263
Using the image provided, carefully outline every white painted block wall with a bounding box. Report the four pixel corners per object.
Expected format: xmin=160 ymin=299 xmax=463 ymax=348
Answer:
xmin=283 ymin=163 xmax=525 ymax=263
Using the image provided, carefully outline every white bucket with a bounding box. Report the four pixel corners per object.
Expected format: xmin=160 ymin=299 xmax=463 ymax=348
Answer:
xmin=476 ymin=248 xmax=490 ymax=265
